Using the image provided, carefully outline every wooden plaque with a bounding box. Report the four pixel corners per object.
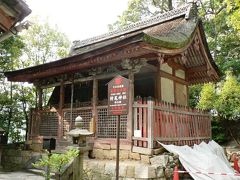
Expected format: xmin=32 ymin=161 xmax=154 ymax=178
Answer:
xmin=108 ymin=75 xmax=130 ymax=116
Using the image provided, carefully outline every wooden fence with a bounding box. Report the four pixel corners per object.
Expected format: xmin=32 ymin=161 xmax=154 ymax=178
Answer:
xmin=29 ymin=105 xmax=128 ymax=141
xmin=29 ymin=109 xmax=60 ymax=140
xmin=133 ymin=99 xmax=211 ymax=149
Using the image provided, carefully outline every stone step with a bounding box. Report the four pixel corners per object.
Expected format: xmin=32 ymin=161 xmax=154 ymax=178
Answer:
xmin=57 ymin=140 xmax=73 ymax=147
xmin=84 ymin=159 xmax=165 ymax=179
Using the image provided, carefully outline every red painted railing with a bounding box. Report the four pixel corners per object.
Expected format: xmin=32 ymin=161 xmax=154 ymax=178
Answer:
xmin=133 ymin=99 xmax=211 ymax=149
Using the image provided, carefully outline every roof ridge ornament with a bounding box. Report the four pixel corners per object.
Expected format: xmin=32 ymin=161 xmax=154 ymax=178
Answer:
xmin=185 ymin=0 xmax=199 ymax=20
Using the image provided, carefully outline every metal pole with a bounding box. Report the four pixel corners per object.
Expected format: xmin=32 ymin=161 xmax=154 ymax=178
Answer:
xmin=46 ymin=150 xmax=51 ymax=180
xmin=116 ymin=115 xmax=120 ymax=180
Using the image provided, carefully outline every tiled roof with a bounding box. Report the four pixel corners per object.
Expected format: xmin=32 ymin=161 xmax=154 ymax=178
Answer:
xmin=72 ymin=4 xmax=191 ymax=50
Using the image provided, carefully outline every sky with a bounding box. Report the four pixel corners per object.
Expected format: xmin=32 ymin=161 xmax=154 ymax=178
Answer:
xmin=25 ymin=0 xmax=129 ymax=42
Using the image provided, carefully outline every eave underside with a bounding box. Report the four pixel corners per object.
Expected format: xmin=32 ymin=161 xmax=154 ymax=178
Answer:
xmin=0 ymin=0 xmax=31 ymax=33
xmin=5 ymin=25 xmax=220 ymax=85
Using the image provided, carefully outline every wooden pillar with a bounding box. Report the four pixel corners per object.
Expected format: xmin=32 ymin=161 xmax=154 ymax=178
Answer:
xmin=173 ymin=69 xmax=177 ymax=104
xmin=147 ymin=99 xmax=154 ymax=149
xmin=70 ymin=82 xmax=74 ymax=129
xmin=127 ymin=72 xmax=134 ymax=141
xmin=58 ymin=81 xmax=64 ymax=139
xmin=34 ymin=86 xmax=42 ymax=137
xmin=37 ymin=86 xmax=43 ymax=110
xmin=92 ymin=77 xmax=98 ymax=136
xmin=156 ymin=63 xmax=161 ymax=101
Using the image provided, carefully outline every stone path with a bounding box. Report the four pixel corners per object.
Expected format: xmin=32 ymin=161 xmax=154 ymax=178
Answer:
xmin=0 ymin=171 xmax=45 ymax=180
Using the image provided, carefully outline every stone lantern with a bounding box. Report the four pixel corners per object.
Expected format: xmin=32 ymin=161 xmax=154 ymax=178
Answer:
xmin=67 ymin=116 xmax=93 ymax=180
xmin=68 ymin=116 xmax=93 ymax=147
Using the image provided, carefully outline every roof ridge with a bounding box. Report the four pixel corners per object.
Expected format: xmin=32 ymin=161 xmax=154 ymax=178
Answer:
xmin=72 ymin=4 xmax=191 ymax=50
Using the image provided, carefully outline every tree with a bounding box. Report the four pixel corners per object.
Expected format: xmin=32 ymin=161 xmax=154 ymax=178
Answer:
xmin=0 ymin=18 xmax=70 ymax=143
xmin=0 ymin=36 xmax=26 ymax=142
xmin=21 ymin=17 xmax=70 ymax=66
xmin=108 ymin=0 xmax=185 ymax=30
xmin=20 ymin=17 xmax=70 ymax=106
xmin=20 ymin=17 xmax=70 ymax=107
xmin=225 ymin=0 xmax=240 ymax=31
xmin=197 ymin=73 xmax=240 ymax=143
xmin=197 ymin=83 xmax=216 ymax=110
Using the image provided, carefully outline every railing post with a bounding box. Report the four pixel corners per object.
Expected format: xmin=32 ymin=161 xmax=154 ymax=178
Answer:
xmin=147 ymin=99 xmax=154 ymax=149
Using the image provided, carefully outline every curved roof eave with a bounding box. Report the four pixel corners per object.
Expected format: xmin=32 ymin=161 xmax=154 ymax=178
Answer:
xmin=143 ymin=19 xmax=197 ymax=49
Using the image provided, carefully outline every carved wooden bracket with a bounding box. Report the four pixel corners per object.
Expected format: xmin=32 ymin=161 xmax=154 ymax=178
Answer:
xmin=88 ymin=67 xmax=103 ymax=76
xmin=157 ymin=53 xmax=165 ymax=64
xmin=121 ymin=58 xmax=147 ymax=73
xmin=193 ymin=35 xmax=200 ymax=51
xmin=181 ymin=51 xmax=188 ymax=64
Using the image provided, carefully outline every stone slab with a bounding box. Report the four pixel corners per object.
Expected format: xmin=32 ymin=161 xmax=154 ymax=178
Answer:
xmin=94 ymin=142 xmax=111 ymax=150
xmin=129 ymin=152 xmax=140 ymax=160
xmin=135 ymin=164 xmax=156 ymax=179
xmin=140 ymin=155 xmax=150 ymax=164
xmin=132 ymin=146 xmax=152 ymax=155
xmin=110 ymin=144 xmax=131 ymax=150
xmin=150 ymin=155 xmax=169 ymax=167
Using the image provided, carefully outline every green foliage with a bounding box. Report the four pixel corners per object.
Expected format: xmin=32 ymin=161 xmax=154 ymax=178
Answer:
xmin=0 ymin=36 xmax=26 ymax=142
xmin=197 ymin=73 xmax=240 ymax=143
xmin=211 ymin=119 xmax=228 ymax=144
xmin=225 ymin=0 xmax=240 ymax=31
xmin=199 ymin=0 xmax=240 ymax=77
xmin=33 ymin=149 xmax=79 ymax=179
xmin=198 ymin=73 xmax=240 ymax=119
xmin=197 ymin=83 xmax=216 ymax=110
xmin=0 ymin=18 xmax=70 ymax=142
xmin=215 ymin=72 xmax=240 ymax=119
xmin=108 ymin=0 xmax=185 ymax=30
xmin=188 ymin=84 xmax=202 ymax=108
xmin=20 ymin=16 xmax=70 ymax=66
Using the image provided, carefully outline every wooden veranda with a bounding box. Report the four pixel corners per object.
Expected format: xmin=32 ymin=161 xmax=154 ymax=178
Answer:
xmin=29 ymin=97 xmax=211 ymax=151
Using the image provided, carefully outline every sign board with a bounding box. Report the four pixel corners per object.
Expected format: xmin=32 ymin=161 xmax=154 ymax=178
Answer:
xmin=108 ymin=75 xmax=130 ymax=116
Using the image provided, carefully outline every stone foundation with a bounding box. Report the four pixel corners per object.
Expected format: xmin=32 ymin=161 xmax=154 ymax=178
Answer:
xmin=1 ymin=148 xmax=42 ymax=171
xmin=86 ymin=147 xmax=178 ymax=179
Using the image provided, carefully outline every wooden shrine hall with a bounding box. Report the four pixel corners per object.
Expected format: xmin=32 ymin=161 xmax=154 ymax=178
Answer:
xmin=5 ymin=4 xmax=220 ymax=153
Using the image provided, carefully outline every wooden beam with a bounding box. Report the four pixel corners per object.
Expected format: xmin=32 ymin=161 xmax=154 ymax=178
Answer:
xmin=166 ymin=59 xmax=186 ymax=71
xmin=159 ymin=71 xmax=188 ymax=85
xmin=9 ymin=43 xmax=151 ymax=82
xmin=39 ymin=70 xmax=130 ymax=89
xmin=187 ymin=65 xmax=207 ymax=74
xmin=0 ymin=8 xmax=14 ymax=31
